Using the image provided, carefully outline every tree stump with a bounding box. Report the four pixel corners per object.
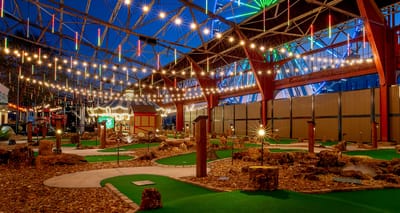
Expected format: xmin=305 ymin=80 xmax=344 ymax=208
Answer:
xmin=139 ymin=188 xmax=162 ymax=210
xmin=249 ymin=166 xmax=279 ymax=191
xmin=39 ymin=140 xmax=54 ymax=156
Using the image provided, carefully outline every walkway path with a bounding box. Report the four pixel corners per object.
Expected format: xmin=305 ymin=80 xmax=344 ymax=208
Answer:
xmin=44 ymin=166 xmax=197 ymax=188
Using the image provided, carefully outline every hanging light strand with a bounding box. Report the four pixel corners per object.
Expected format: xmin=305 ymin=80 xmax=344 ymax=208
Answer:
xmin=328 ymin=12 xmax=332 ymax=38
xmin=0 ymin=0 xmax=4 ymax=18
xmin=51 ymin=14 xmax=55 ymax=33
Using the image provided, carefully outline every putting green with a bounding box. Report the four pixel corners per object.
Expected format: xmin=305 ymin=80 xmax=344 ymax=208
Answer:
xmin=84 ymin=155 xmax=133 ymax=162
xmin=98 ymin=143 xmax=160 ymax=152
xmin=266 ymin=138 xmax=297 ymax=144
xmin=101 ymin=174 xmax=400 ymax=213
xmin=155 ymin=149 xmax=303 ymax=166
xmin=318 ymin=141 xmax=339 ymax=147
xmin=62 ymin=140 xmax=100 ymax=147
xmin=344 ymin=149 xmax=400 ymax=160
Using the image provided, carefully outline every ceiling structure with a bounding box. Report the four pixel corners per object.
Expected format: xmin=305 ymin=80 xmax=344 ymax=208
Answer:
xmin=0 ymin=0 xmax=398 ymax=108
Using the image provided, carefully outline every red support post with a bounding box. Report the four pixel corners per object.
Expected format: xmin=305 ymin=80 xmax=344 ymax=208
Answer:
xmin=357 ymin=0 xmax=396 ymax=141
xmin=236 ymin=30 xmax=274 ymax=126
xmin=175 ymin=102 xmax=184 ymax=132
xmin=194 ymin=115 xmax=208 ymax=177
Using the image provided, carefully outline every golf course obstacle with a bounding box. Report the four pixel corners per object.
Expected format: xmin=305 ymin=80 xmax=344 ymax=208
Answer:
xmin=139 ymin=188 xmax=162 ymax=210
xmin=249 ymin=166 xmax=279 ymax=191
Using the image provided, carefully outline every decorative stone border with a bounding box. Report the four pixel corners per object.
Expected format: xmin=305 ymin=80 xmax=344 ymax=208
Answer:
xmin=104 ymin=183 xmax=139 ymax=212
xmin=299 ymin=185 xmax=400 ymax=194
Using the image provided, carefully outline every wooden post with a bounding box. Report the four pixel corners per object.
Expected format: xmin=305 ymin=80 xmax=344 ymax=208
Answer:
xmin=54 ymin=117 xmax=63 ymax=154
xmin=372 ymin=121 xmax=378 ymax=149
xmin=307 ymin=121 xmax=315 ymax=153
xmin=26 ymin=121 xmax=33 ymax=143
xmin=100 ymin=121 xmax=107 ymax=149
xmin=194 ymin=115 xmax=208 ymax=177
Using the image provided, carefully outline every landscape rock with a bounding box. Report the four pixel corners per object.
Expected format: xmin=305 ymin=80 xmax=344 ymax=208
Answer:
xmin=139 ymin=188 xmax=162 ymax=210
xmin=39 ymin=140 xmax=54 ymax=156
xmin=36 ymin=153 xmax=86 ymax=169
xmin=317 ymin=150 xmax=340 ymax=167
xmin=373 ymin=174 xmax=400 ymax=184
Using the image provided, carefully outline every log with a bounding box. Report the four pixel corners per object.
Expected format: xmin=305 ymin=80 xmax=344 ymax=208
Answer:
xmin=39 ymin=140 xmax=54 ymax=156
xmin=249 ymin=166 xmax=279 ymax=191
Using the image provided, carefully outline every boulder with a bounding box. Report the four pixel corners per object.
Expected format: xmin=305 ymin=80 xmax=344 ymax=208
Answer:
xmin=138 ymin=151 xmax=157 ymax=160
xmin=374 ymin=174 xmax=400 ymax=184
xmin=396 ymin=145 xmax=400 ymax=154
xmin=10 ymin=145 xmax=35 ymax=166
xmin=334 ymin=140 xmax=347 ymax=151
xmin=207 ymin=148 xmax=219 ymax=161
xmin=392 ymin=164 xmax=400 ymax=176
xmin=341 ymin=170 xmax=371 ymax=180
xmin=249 ymin=166 xmax=279 ymax=191
xmin=317 ymin=150 xmax=340 ymax=167
xmin=179 ymin=143 xmax=187 ymax=151
xmin=36 ymin=153 xmax=86 ymax=169
xmin=139 ymin=188 xmax=162 ymax=210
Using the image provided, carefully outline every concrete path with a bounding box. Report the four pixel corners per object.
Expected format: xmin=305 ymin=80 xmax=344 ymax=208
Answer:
xmin=44 ymin=166 xmax=197 ymax=188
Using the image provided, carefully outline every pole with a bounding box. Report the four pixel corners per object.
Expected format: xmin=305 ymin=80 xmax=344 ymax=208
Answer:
xmin=261 ymin=137 xmax=264 ymax=166
xmin=16 ymin=67 xmax=20 ymax=134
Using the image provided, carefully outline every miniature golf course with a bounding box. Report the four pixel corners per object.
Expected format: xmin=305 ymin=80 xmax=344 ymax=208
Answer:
xmin=98 ymin=143 xmax=160 ymax=152
xmin=101 ymin=174 xmax=400 ymax=213
xmin=344 ymin=149 xmax=400 ymax=160
xmin=84 ymin=155 xmax=133 ymax=162
xmin=61 ymin=140 xmax=99 ymax=147
xmin=155 ymin=149 xmax=303 ymax=166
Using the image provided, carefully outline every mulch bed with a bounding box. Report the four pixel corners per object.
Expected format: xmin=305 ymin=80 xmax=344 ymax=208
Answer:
xmin=1 ymin=145 xmax=400 ymax=212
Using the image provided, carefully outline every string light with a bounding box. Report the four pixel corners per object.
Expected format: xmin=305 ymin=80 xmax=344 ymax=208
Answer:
xmin=52 ymin=14 xmax=55 ymax=33
xmin=174 ymin=48 xmax=177 ymax=64
xmin=27 ymin=17 xmax=30 ymax=38
xmin=97 ymin=28 xmax=101 ymax=47
xmin=118 ymin=44 xmax=121 ymax=62
xmin=0 ymin=0 xmax=4 ymax=18
xmin=137 ymin=39 xmax=141 ymax=56
xmin=75 ymin=31 xmax=78 ymax=50
xmin=310 ymin=24 xmax=314 ymax=50
xmin=328 ymin=12 xmax=332 ymax=38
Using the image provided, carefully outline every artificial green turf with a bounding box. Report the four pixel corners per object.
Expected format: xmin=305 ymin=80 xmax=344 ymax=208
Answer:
xmin=100 ymin=174 xmax=214 ymax=205
xmin=98 ymin=143 xmax=160 ymax=152
xmin=155 ymin=149 xmax=303 ymax=165
xmin=101 ymin=174 xmax=400 ymax=213
xmin=266 ymin=138 xmax=297 ymax=144
xmin=318 ymin=141 xmax=338 ymax=146
xmin=62 ymin=140 xmax=100 ymax=147
xmin=84 ymin=155 xmax=133 ymax=162
xmin=344 ymin=149 xmax=400 ymax=160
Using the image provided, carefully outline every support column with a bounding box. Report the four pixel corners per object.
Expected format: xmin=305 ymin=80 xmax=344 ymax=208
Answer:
xmin=206 ymin=94 xmax=219 ymax=134
xmin=357 ymin=0 xmax=396 ymax=141
xmin=175 ymin=102 xmax=184 ymax=132
xmin=236 ymin=30 xmax=274 ymax=126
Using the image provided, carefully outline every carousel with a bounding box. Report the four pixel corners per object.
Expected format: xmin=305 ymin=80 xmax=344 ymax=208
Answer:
xmin=87 ymin=98 xmax=160 ymax=136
